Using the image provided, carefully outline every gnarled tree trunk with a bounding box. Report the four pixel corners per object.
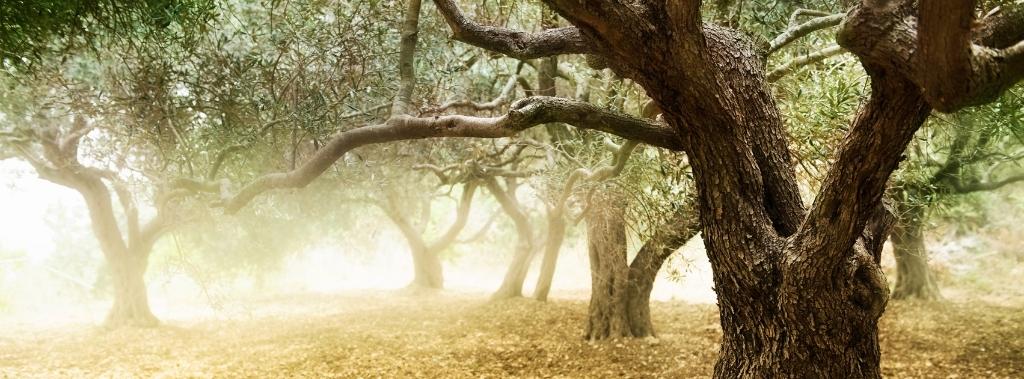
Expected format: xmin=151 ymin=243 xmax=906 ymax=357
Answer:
xmin=106 ymin=251 xmax=157 ymax=327
xmin=217 ymin=0 xmax=1024 ymax=375
xmin=31 ymin=145 xmax=167 ymax=328
xmin=583 ymin=189 xmax=701 ymax=341
xmin=583 ymin=195 xmax=632 ymax=341
xmin=382 ymin=181 xmax=479 ymax=290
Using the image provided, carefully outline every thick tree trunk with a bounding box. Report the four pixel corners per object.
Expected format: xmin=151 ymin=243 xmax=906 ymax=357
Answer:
xmin=584 ymin=198 xmax=632 ymax=341
xmin=890 ymin=215 xmax=941 ymax=300
xmin=105 ymin=252 xmax=157 ymax=327
xmin=409 ymin=246 xmax=444 ymax=289
xmin=532 ymin=207 xmax=566 ymax=301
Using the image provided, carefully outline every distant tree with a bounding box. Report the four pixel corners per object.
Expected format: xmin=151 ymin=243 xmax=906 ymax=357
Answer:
xmin=888 ymin=93 xmax=1024 ymax=300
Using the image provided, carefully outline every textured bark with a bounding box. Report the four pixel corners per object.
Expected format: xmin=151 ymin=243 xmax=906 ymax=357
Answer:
xmin=583 ymin=195 xmax=632 ymax=341
xmin=533 ymin=2 xmax=935 ymax=375
xmin=890 ymin=206 xmax=942 ymax=300
xmin=433 ymin=0 xmax=592 ymax=59
xmin=208 ymin=0 xmax=1024 ymax=374
xmin=625 ymin=196 xmax=700 ymax=338
xmin=839 ymin=0 xmax=1024 ymax=112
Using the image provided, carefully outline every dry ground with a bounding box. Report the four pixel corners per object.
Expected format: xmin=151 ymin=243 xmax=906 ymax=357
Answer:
xmin=0 ymin=289 xmax=1021 ymax=378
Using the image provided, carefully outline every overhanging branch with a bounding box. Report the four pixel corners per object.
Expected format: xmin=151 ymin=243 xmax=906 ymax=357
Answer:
xmin=220 ymin=96 xmax=679 ymax=214
xmin=433 ymin=0 xmax=592 ymax=59
xmin=950 ymin=173 xmax=1024 ymax=194
xmin=768 ymin=13 xmax=844 ymax=55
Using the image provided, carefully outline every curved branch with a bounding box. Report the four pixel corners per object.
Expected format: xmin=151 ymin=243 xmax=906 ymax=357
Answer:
xmin=767 ymin=13 xmax=844 ymax=55
xmin=841 ymin=1 xmax=1024 ymax=112
xmin=221 ymin=96 xmax=679 ymax=214
xmin=767 ymin=45 xmax=845 ymax=82
xmin=433 ymin=0 xmax=592 ymax=59
xmin=427 ymin=72 xmax=521 ymax=114
xmin=426 ymin=181 xmax=480 ymax=252
xmin=207 ymin=144 xmax=245 ymax=180
xmin=413 ymin=163 xmax=457 ymax=184
xmin=561 ymin=140 xmax=639 ymax=222
xmin=793 ymin=75 xmax=932 ymax=279
xmin=976 ymin=2 xmax=1024 ymax=49
xmin=949 ymin=173 xmax=1024 ymax=194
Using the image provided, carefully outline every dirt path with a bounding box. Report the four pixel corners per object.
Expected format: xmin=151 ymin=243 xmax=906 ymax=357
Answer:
xmin=0 ymin=291 xmax=1021 ymax=378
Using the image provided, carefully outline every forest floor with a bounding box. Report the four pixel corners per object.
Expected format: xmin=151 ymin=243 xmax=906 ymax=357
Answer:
xmin=0 ymin=288 xmax=1022 ymax=378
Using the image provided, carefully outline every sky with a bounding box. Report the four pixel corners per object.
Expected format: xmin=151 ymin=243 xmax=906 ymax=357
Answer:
xmin=0 ymin=160 xmax=82 ymax=262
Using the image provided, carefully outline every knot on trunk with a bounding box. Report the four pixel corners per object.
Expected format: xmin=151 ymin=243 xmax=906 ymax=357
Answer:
xmin=844 ymin=251 xmax=889 ymax=319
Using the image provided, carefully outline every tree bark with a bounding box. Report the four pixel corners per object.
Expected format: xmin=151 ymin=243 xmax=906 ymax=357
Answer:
xmin=890 ymin=208 xmax=942 ymax=300
xmin=105 ymin=251 xmax=158 ymax=327
xmin=216 ymin=0 xmax=1024 ymax=375
xmin=382 ymin=181 xmax=479 ymax=290
xmin=625 ymin=197 xmax=700 ymax=338
xmin=532 ymin=206 xmax=566 ymax=301
xmin=487 ymin=177 xmax=536 ymax=300
xmin=583 ymin=194 xmax=632 ymax=341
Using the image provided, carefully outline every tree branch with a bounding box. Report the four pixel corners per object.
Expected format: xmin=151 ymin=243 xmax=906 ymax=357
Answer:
xmin=433 ymin=0 xmax=592 ymax=59
xmin=426 ymin=181 xmax=480 ymax=252
xmin=976 ymin=2 xmax=1024 ymax=48
xmin=206 ymin=144 xmax=245 ymax=181
xmin=426 ymin=70 xmax=521 ymax=114
xmin=392 ymin=0 xmax=422 ymax=116
xmin=917 ymin=0 xmax=976 ymax=111
xmin=221 ymin=96 xmax=679 ymax=214
xmin=793 ymin=74 xmax=932 ymax=279
xmin=840 ymin=0 xmax=1024 ymax=112
xmin=950 ymin=173 xmax=1024 ymax=193
xmin=767 ymin=13 xmax=844 ymax=55
xmin=767 ymin=44 xmax=845 ymax=82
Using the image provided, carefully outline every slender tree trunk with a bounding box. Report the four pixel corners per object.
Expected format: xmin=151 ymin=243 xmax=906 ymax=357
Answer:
xmin=890 ymin=212 xmax=941 ymax=300
xmin=385 ymin=210 xmax=444 ymax=290
xmin=623 ymin=256 xmax=658 ymax=338
xmin=488 ymin=178 xmax=536 ymax=300
xmin=584 ymin=197 xmax=632 ymax=341
xmin=105 ymin=251 xmax=157 ymax=327
xmin=490 ymin=230 xmax=535 ymax=299
xmin=532 ymin=206 xmax=566 ymax=301
xmin=625 ymin=198 xmax=700 ymax=338
xmin=532 ymin=9 xmax=570 ymax=301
